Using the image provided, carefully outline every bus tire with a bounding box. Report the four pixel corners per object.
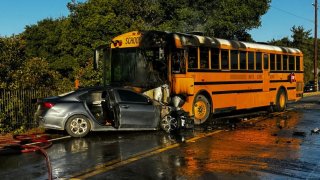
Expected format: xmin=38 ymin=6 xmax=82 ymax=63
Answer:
xmin=193 ymin=94 xmax=210 ymax=125
xmin=275 ymin=89 xmax=287 ymax=112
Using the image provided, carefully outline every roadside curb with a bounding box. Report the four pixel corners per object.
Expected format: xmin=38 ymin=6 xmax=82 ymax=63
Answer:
xmin=303 ymin=92 xmax=320 ymax=97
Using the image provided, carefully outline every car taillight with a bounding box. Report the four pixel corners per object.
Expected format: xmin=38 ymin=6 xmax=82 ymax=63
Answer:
xmin=43 ymin=102 xmax=55 ymax=109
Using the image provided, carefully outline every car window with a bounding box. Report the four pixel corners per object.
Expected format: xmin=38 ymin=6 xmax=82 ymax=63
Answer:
xmin=79 ymin=91 xmax=102 ymax=102
xmin=117 ymin=89 xmax=149 ymax=103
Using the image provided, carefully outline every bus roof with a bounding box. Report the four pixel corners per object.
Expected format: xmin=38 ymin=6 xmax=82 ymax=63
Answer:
xmin=173 ymin=32 xmax=302 ymax=54
xmin=110 ymin=31 xmax=302 ymax=55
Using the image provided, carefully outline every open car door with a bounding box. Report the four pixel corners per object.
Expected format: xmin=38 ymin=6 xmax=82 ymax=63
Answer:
xmin=113 ymin=89 xmax=160 ymax=129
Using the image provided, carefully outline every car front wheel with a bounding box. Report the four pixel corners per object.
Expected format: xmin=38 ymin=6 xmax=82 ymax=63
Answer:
xmin=160 ymin=115 xmax=179 ymax=133
xmin=66 ymin=115 xmax=91 ymax=137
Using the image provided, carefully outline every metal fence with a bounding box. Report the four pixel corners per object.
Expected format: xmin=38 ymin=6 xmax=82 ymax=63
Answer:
xmin=0 ymin=88 xmax=73 ymax=133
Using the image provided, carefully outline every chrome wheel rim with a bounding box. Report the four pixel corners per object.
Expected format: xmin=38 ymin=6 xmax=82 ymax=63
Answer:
xmin=70 ymin=117 xmax=88 ymax=135
xmin=161 ymin=115 xmax=178 ymax=133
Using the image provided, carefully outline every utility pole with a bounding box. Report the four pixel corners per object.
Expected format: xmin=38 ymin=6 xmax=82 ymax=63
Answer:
xmin=314 ymin=0 xmax=318 ymax=91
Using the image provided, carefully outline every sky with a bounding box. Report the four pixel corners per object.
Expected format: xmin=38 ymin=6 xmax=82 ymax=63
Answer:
xmin=0 ymin=0 xmax=317 ymax=42
xmin=250 ymin=0 xmax=315 ymax=42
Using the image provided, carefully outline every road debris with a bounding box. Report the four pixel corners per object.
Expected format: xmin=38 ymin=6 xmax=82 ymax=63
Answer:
xmin=311 ymin=128 xmax=320 ymax=135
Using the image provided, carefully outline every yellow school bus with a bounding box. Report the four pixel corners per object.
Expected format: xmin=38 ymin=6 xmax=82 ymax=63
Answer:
xmin=95 ymin=31 xmax=303 ymax=124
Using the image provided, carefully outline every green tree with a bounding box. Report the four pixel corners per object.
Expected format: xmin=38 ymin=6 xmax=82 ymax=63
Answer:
xmin=269 ymin=26 xmax=315 ymax=83
xmin=8 ymin=57 xmax=72 ymax=90
xmin=20 ymin=0 xmax=270 ymax=89
xmin=0 ymin=35 xmax=26 ymax=88
xmin=66 ymin=0 xmax=270 ymax=46
xmin=290 ymin=26 xmax=314 ymax=83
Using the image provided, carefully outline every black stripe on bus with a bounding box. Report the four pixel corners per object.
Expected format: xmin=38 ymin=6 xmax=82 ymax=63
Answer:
xmin=270 ymin=70 xmax=304 ymax=73
xmin=270 ymin=80 xmax=289 ymax=83
xmin=269 ymin=88 xmax=277 ymax=91
xmin=287 ymin=87 xmax=296 ymax=90
xmin=212 ymin=89 xmax=263 ymax=95
xmin=187 ymin=69 xmax=304 ymax=74
xmin=195 ymin=81 xmax=263 ymax=85
xmin=188 ymin=69 xmax=263 ymax=73
xmin=215 ymin=106 xmax=237 ymax=113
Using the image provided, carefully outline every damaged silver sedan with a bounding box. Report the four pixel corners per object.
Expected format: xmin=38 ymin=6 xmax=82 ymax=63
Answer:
xmin=35 ymin=86 xmax=193 ymax=137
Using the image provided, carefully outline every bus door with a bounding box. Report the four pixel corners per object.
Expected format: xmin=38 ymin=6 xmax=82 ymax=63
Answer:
xmin=262 ymin=53 xmax=270 ymax=92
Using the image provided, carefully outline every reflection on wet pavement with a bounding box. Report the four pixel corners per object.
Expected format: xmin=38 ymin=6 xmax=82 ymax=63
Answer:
xmin=96 ymin=109 xmax=320 ymax=180
xmin=173 ymin=111 xmax=303 ymax=179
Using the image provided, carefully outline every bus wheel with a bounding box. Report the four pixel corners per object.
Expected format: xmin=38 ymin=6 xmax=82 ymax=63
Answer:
xmin=193 ymin=95 xmax=210 ymax=124
xmin=275 ymin=89 xmax=287 ymax=112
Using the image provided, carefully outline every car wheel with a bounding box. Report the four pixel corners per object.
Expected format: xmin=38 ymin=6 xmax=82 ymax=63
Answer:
xmin=66 ymin=115 xmax=91 ymax=137
xmin=275 ymin=89 xmax=287 ymax=112
xmin=193 ymin=94 xmax=210 ymax=125
xmin=160 ymin=115 xmax=179 ymax=133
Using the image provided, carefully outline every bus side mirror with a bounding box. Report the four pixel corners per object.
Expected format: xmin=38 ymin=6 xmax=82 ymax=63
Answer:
xmin=94 ymin=49 xmax=99 ymax=70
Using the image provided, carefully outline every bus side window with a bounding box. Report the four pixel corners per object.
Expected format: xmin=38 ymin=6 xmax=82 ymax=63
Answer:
xmin=289 ymin=55 xmax=295 ymax=70
xmin=296 ymin=56 xmax=301 ymax=71
xmin=221 ymin=49 xmax=229 ymax=69
xmin=263 ymin=53 xmax=269 ymax=70
xmin=231 ymin=50 xmax=239 ymax=70
xmin=240 ymin=51 xmax=247 ymax=70
xmin=276 ymin=54 xmax=282 ymax=70
xmin=188 ymin=47 xmax=198 ymax=69
xmin=256 ymin=52 xmax=262 ymax=70
xmin=211 ymin=48 xmax=219 ymax=69
xmin=172 ymin=49 xmax=185 ymax=73
xmin=283 ymin=55 xmax=288 ymax=71
xmin=248 ymin=52 xmax=254 ymax=70
xmin=200 ymin=47 xmax=209 ymax=69
xmin=270 ymin=54 xmax=275 ymax=70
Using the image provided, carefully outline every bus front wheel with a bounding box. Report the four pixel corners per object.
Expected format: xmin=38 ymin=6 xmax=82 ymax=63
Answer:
xmin=275 ymin=89 xmax=287 ymax=112
xmin=193 ymin=95 xmax=210 ymax=125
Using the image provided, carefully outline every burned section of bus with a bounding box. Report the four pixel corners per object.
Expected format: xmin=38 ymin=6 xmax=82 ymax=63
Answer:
xmin=93 ymin=31 xmax=195 ymax=132
xmin=137 ymin=31 xmax=195 ymax=131
xmin=108 ymin=31 xmax=170 ymax=89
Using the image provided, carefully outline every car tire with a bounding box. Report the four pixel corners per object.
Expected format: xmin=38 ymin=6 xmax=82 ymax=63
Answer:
xmin=66 ymin=115 xmax=91 ymax=137
xmin=275 ymin=89 xmax=287 ymax=112
xmin=193 ymin=94 xmax=211 ymax=125
xmin=160 ymin=115 xmax=179 ymax=133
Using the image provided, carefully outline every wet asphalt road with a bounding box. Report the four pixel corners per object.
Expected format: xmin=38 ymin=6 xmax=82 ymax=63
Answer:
xmin=1 ymin=95 xmax=320 ymax=179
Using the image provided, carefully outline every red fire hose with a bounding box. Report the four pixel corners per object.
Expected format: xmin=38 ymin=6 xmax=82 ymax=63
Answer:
xmin=0 ymin=134 xmax=53 ymax=180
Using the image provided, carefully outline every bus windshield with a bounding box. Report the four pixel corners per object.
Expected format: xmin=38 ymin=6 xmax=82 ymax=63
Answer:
xmin=109 ymin=47 xmax=167 ymax=88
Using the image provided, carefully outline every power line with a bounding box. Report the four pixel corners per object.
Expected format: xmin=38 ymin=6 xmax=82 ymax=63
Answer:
xmin=271 ymin=5 xmax=314 ymax=23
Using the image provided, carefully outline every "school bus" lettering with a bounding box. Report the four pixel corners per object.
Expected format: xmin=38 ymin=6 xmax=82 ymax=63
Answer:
xmin=125 ymin=37 xmax=140 ymax=45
